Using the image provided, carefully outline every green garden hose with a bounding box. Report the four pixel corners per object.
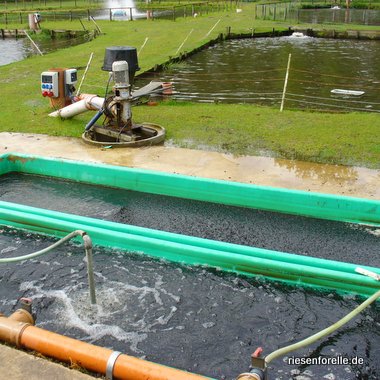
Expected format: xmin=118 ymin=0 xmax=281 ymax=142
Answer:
xmin=265 ymin=268 xmax=380 ymax=365
xmin=0 ymin=230 xmax=96 ymax=304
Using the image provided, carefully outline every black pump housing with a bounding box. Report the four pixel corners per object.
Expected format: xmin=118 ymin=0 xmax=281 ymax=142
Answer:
xmin=102 ymin=46 xmax=140 ymax=83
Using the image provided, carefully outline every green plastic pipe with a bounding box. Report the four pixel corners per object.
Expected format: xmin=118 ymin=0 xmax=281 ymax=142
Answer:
xmin=0 ymin=153 xmax=379 ymax=296
xmin=0 ymin=203 xmax=379 ymax=296
xmin=1 ymin=153 xmax=379 ymax=226
xmin=0 ymin=201 xmax=378 ymax=277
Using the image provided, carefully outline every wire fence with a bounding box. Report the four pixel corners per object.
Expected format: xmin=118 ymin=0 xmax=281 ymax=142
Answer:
xmin=0 ymin=0 xmax=108 ymax=10
xmin=0 ymin=0 xmax=238 ymax=25
xmin=255 ymin=2 xmax=380 ymax=26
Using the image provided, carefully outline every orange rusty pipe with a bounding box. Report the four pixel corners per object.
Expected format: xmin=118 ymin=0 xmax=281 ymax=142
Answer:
xmin=0 ymin=311 xmax=211 ymax=380
xmin=0 ymin=309 xmax=34 ymax=347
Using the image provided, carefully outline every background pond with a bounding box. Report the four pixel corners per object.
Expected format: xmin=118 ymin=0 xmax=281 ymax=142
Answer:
xmin=138 ymin=36 xmax=380 ymax=112
xmin=0 ymin=33 xmax=90 ymax=66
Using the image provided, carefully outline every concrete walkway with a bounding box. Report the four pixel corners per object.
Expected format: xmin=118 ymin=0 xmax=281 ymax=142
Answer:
xmin=0 ymin=343 xmax=96 ymax=379
xmin=1 ymin=132 xmax=379 ymax=199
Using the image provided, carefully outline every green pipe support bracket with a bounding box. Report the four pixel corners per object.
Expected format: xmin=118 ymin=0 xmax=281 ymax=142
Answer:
xmin=0 ymin=153 xmax=379 ymax=296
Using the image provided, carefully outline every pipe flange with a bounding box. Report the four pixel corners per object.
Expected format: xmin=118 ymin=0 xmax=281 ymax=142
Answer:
xmin=236 ymin=373 xmax=263 ymax=380
xmin=106 ymin=351 xmax=122 ymax=380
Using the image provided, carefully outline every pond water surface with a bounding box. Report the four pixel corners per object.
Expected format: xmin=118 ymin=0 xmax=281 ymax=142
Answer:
xmin=0 ymin=34 xmax=90 ymax=66
xmin=0 ymin=227 xmax=379 ymax=380
xmin=139 ymin=36 xmax=380 ymax=112
xmin=0 ymin=174 xmax=379 ymax=379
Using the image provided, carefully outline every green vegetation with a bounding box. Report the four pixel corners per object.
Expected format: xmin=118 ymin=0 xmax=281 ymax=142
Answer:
xmin=300 ymin=1 xmax=380 ymax=10
xmin=0 ymin=4 xmax=379 ymax=168
xmin=300 ymin=0 xmax=380 ymax=10
xmin=133 ymin=102 xmax=380 ymax=167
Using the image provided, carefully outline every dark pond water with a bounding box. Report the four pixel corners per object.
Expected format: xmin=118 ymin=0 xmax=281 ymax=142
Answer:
xmin=0 ymin=34 xmax=90 ymax=66
xmin=0 ymin=174 xmax=379 ymax=379
xmin=138 ymin=36 xmax=380 ymax=112
xmin=0 ymin=227 xmax=379 ymax=380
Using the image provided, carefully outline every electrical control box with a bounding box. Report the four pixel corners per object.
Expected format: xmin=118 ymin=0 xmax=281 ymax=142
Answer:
xmin=65 ymin=69 xmax=78 ymax=85
xmin=41 ymin=71 xmax=59 ymax=98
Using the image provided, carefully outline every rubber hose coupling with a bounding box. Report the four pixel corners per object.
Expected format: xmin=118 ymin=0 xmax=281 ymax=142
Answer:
xmin=236 ymin=368 xmax=266 ymax=380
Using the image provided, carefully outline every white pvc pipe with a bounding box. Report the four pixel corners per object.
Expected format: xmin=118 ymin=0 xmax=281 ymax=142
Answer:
xmin=49 ymin=95 xmax=104 ymax=118
xmin=80 ymin=94 xmax=105 ymax=109
xmin=49 ymin=99 xmax=87 ymax=118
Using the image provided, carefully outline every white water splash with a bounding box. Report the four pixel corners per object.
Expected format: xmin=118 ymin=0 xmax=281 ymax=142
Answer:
xmin=19 ymin=273 xmax=181 ymax=353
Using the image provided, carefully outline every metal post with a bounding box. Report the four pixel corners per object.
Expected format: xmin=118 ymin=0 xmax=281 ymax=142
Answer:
xmin=280 ymin=53 xmax=291 ymax=112
xmin=129 ymin=7 xmax=133 ymax=20
xmin=79 ymin=18 xmax=87 ymax=31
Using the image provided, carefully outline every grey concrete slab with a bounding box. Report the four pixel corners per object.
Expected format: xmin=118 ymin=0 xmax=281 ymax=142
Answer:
xmin=0 ymin=344 xmax=96 ymax=380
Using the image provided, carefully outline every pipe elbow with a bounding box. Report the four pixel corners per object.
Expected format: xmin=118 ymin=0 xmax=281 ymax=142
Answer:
xmin=236 ymin=369 xmax=266 ymax=380
xmin=82 ymin=233 xmax=93 ymax=251
xmin=0 ymin=308 xmax=35 ymax=347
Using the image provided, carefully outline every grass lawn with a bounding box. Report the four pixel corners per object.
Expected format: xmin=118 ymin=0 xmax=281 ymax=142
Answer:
xmin=134 ymin=102 xmax=380 ymax=167
xmin=0 ymin=4 xmax=379 ymax=168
